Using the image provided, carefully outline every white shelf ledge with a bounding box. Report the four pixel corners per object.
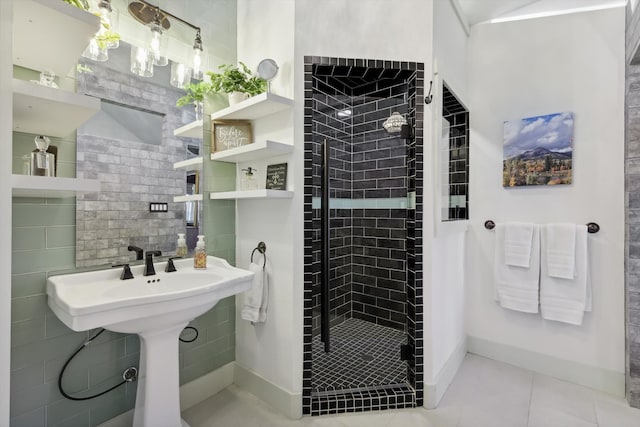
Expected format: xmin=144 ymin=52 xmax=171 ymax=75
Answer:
xmin=210 ymin=140 xmax=293 ymax=163
xmin=209 ymin=189 xmax=294 ymax=200
xmin=14 ymin=0 xmax=100 ymax=76
xmin=13 ymin=78 xmax=101 ymax=137
xmin=210 ymin=93 xmax=294 ymax=121
xmin=173 ymin=194 xmax=203 ymax=203
xmin=173 ymin=157 xmax=203 ymax=171
xmin=12 ymin=174 xmax=101 ymax=198
xmin=173 ymin=120 xmax=204 ymax=138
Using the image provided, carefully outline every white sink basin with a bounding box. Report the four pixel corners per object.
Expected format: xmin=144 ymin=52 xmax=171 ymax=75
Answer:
xmin=47 ymin=255 xmax=253 ymax=427
xmin=47 ymin=256 xmax=253 ymax=333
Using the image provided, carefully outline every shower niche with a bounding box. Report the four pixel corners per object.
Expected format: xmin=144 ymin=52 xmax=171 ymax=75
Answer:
xmin=303 ymin=57 xmax=424 ymax=416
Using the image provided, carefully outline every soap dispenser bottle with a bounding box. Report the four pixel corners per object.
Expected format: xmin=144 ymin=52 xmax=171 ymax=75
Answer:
xmin=240 ymin=167 xmax=258 ymax=191
xmin=194 ymin=235 xmax=207 ymax=269
xmin=176 ymin=233 xmax=187 ymax=257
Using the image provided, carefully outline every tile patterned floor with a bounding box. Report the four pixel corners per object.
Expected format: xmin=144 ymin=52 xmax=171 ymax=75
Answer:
xmin=183 ymin=354 xmax=640 ymax=427
xmin=311 ymin=318 xmax=407 ymax=392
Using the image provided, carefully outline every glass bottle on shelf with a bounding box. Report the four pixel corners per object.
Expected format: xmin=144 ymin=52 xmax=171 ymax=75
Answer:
xmin=240 ymin=167 xmax=258 ymax=191
xmin=30 ymin=135 xmax=55 ymax=177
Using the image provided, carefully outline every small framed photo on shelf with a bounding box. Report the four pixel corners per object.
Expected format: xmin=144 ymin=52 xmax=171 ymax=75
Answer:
xmin=211 ymin=120 xmax=252 ymax=153
xmin=266 ymin=163 xmax=288 ymax=190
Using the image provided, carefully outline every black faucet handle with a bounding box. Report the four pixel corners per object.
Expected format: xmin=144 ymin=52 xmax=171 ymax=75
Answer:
xmin=127 ymin=245 xmax=144 ymax=261
xmin=146 ymin=250 xmax=162 ymax=258
xmin=112 ymin=263 xmax=134 ymax=280
xmin=165 ymin=256 xmax=182 ymax=273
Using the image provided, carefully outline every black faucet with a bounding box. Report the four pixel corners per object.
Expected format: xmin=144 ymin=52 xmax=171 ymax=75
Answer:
xmin=128 ymin=245 xmax=144 ymax=261
xmin=165 ymin=257 xmax=182 ymax=273
xmin=144 ymin=251 xmax=162 ymax=276
xmin=113 ymin=263 xmax=134 ymax=280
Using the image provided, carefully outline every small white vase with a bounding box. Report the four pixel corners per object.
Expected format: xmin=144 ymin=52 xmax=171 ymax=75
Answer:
xmin=193 ymin=100 xmax=204 ymax=121
xmin=228 ymin=91 xmax=249 ymax=105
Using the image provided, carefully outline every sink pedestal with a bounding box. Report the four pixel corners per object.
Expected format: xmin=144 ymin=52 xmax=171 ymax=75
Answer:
xmin=133 ymin=322 xmax=190 ymax=427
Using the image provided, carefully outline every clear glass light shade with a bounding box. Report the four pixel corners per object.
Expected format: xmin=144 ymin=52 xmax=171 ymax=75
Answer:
xmin=149 ymin=24 xmax=168 ymax=66
xmin=130 ymin=45 xmax=154 ymax=77
xmin=192 ymin=46 xmax=206 ymax=80
xmin=98 ymin=4 xmax=119 ymax=49
xmin=82 ymin=38 xmax=109 ymax=62
xmin=170 ymin=62 xmax=192 ymax=88
xmin=383 ymin=111 xmax=408 ymax=133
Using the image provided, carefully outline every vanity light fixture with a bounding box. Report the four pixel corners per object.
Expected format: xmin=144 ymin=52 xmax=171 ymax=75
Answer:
xmin=128 ymin=0 xmax=206 ymax=79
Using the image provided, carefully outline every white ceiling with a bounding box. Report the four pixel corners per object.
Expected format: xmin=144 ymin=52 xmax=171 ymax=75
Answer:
xmin=457 ymin=0 xmax=627 ymax=25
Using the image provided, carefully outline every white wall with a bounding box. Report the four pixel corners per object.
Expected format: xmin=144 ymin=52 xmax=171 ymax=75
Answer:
xmin=467 ymin=7 xmax=625 ymax=390
xmin=0 ymin=0 xmax=11 ymax=424
xmin=422 ymin=0 xmax=469 ymax=407
xmin=234 ymin=0 xmax=300 ymax=399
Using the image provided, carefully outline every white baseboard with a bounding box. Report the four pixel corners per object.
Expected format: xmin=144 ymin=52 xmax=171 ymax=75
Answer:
xmin=233 ymin=362 xmax=302 ymax=419
xmin=97 ymin=362 xmax=235 ymax=427
xmin=467 ymin=336 xmax=625 ymax=397
xmin=423 ymin=337 xmax=467 ymax=409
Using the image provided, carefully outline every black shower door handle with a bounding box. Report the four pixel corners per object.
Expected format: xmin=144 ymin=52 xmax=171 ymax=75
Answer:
xmin=321 ymin=139 xmax=330 ymax=352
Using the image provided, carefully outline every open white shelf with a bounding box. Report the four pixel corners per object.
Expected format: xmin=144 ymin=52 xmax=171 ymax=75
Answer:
xmin=173 ymin=120 xmax=204 ymax=138
xmin=14 ymin=0 xmax=100 ymax=77
xmin=210 ymin=140 xmax=293 ymax=163
xmin=173 ymin=157 xmax=203 ymax=171
xmin=12 ymin=174 xmax=101 ymax=198
xmin=210 ymin=189 xmax=294 ymax=200
xmin=173 ymin=194 xmax=203 ymax=203
xmin=210 ymin=93 xmax=294 ymax=121
xmin=13 ymin=78 xmax=101 ymax=137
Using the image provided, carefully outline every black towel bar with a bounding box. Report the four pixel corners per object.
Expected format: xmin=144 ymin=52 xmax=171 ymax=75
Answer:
xmin=251 ymin=241 xmax=267 ymax=268
xmin=484 ymin=220 xmax=600 ymax=234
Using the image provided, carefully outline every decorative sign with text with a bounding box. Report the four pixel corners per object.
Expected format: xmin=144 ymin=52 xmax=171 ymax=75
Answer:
xmin=212 ymin=120 xmax=252 ymax=152
xmin=265 ymin=163 xmax=288 ymax=190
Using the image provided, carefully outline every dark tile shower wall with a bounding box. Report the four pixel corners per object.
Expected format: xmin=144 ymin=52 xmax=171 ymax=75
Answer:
xmin=351 ymin=208 xmax=406 ymax=331
xmin=303 ymin=57 xmax=424 ymax=415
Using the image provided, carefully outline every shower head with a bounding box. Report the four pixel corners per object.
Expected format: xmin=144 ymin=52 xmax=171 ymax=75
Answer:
xmin=382 ymin=112 xmax=407 ymax=134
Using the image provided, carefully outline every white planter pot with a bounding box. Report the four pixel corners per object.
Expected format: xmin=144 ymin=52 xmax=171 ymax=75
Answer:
xmin=228 ymin=91 xmax=250 ymax=105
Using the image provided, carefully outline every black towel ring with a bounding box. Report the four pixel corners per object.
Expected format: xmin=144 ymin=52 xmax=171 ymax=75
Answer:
xmin=251 ymin=242 xmax=267 ymax=269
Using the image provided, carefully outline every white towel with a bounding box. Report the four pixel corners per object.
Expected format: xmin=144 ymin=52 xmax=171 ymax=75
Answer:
xmin=241 ymin=261 xmax=269 ymax=323
xmin=494 ymin=224 xmax=540 ymax=313
xmin=504 ymin=222 xmax=535 ymax=268
xmin=540 ymin=225 xmax=590 ymax=325
xmin=545 ymin=223 xmax=576 ymax=279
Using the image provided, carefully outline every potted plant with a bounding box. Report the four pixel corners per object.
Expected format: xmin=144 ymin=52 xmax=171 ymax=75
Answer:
xmin=176 ymin=81 xmax=211 ymax=121
xmin=207 ymin=62 xmax=267 ymax=105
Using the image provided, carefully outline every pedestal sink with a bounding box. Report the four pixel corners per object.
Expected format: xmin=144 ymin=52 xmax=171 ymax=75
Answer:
xmin=47 ymin=256 xmax=254 ymax=427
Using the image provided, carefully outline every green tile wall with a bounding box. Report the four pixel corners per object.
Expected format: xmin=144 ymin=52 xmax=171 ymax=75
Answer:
xmin=10 ymin=96 xmax=238 ymax=426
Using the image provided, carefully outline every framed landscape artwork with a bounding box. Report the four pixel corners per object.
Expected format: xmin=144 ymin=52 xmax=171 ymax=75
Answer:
xmin=503 ymin=112 xmax=574 ymax=187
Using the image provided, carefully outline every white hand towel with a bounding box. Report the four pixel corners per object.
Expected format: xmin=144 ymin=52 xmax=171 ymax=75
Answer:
xmin=494 ymin=224 xmax=540 ymax=313
xmin=504 ymin=222 xmax=535 ymax=268
xmin=545 ymin=223 xmax=577 ymax=279
xmin=541 ymin=225 xmax=589 ymax=325
xmin=241 ymin=261 xmax=269 ymax=323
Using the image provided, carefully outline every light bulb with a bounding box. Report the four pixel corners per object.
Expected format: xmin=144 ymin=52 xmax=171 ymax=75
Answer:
xmin=148 ymin=16 xmax=168 ymax=66
xmin=82 ymin=38 xmax=108 ymax=62
xmin=192 ymin=48 xmax=203 ymax=80
xmin=170 ymin=62 xmax=192 ymax=88
xmin=130 ymin=45 xmax=153 ymax=77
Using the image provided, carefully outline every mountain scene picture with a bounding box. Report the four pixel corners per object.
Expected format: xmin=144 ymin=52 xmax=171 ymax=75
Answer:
xmin=503 ymin=112 xmax=574 ymax=187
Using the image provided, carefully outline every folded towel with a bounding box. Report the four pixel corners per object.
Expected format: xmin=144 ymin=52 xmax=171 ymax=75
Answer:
xmin=241 ymin=260 xmax=269 ymax=323
xmin=494 ymin=224 xmax=540 ymax=313
xmin=541 ymin=225 xmax=589 ymax=325
xmin=545 ymin=223 xmax=576 ymax=279
xmin=504 ymin=222 xmax=535 ymax=268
